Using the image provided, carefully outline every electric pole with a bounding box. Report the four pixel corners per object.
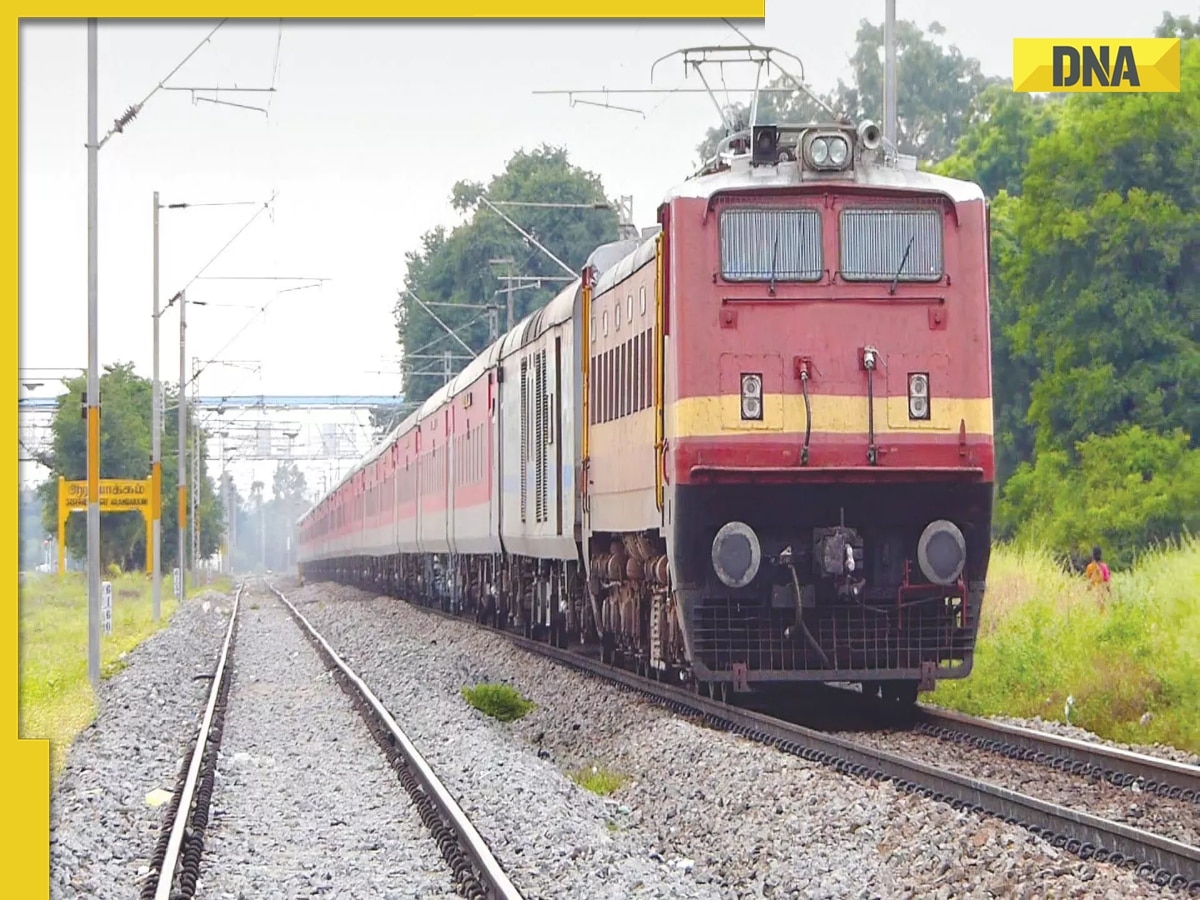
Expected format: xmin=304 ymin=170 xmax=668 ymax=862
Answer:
xmin=506 ymin=261 xmax=514 ymax=331
xmin=151 ymin=191 xmax=162 ymax=621
xmin=178 ymin=289 xmax=187 ymax=601
xmin=884 ymin=0 xmax=898 ymax=147
xmin=86 ymin=17 xmax=100 ymax=688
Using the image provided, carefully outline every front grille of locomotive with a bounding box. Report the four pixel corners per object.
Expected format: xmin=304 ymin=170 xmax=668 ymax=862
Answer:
xmin=691 ymin=589 xmax=982 ymax=675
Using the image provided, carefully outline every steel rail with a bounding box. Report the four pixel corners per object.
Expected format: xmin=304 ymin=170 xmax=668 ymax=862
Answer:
xmin=268 ymin=584 xmax=524 ymax=900
xmin=916 ymin=705 xmax=1200 ymax=801
xmin=149 ymin=580 xmax=244 ymax=900
xmin=403 ymin=600 xmax=1200 ymax=892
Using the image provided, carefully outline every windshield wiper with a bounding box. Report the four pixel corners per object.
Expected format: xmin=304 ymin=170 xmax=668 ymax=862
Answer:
xmin=769 ymin=230 xmax=780 ymax=295
xmin=889 ymin=234 xmax=915 ymax=295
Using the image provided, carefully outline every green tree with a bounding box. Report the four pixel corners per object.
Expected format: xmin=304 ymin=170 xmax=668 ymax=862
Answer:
xmin=935 ymin=84 xmax=1061 ymax=199
xmin=1156 ymin=11 xmax=1199 ymax=38
xmin=397 ymin=145 xmax=619 ymax=408
xmin=36 ymin=363 xmax=223 ymax=570
xmin=696 ymin=19 xmax=1003 ymax=164
xmin=1006 ymin=38 xmax=1200 ymax=457
xmin=999 ymin=426 xmax=1200 ymax=569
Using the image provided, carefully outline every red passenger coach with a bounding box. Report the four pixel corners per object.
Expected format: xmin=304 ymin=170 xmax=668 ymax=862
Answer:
xmin=297 ymin=46 xmax=995 ymax=707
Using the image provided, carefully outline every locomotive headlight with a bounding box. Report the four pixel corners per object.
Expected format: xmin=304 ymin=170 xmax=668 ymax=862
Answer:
xmin=804 ymin=133 xmax=851 ymax=170
xmin=908 ymin=372 xmax=930 ymax=421
xmin=809 ymin=137 xmax=829 ymax=166
xmin=741 ymin=373 xmax=763 ymax=421
xmin=712 ymin=521 xmax=762 ymax=589
xmin=827 ymin=136 xmax=848 ymax=166
xmin=918 ymin=519 xmax=967 ymax=586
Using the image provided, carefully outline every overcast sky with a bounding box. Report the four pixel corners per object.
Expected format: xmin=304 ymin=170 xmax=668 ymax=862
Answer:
xmin=18 ymin=2 xmax=1169 ymax=496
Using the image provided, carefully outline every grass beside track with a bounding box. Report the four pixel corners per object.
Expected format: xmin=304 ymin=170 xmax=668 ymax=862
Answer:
xmin=18 ymin=570 xmax=233 ymax=786
xmin=931 ymin=537 xmax=1200 ymax=754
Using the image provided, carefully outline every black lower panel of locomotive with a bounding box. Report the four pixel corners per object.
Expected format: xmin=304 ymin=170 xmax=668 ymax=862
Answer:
xmin=670 ymin=481 xmax=993 ymax=683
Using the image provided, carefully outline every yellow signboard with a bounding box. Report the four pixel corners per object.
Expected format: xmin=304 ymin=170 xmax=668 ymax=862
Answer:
xmin=1013 ymin=38 xmax=1181 ymax=93
xmin=57 ymin=476 xmax=156 ymax=575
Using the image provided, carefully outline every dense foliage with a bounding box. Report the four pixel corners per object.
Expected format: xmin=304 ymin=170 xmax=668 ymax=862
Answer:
xmin=935 ymin=16 xmax=1199 ymax=565
xmin=391 ymin=145 xmax=619 ymax=415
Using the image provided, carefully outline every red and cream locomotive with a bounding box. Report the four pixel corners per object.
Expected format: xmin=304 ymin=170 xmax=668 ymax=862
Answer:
xmin=298 ymin=47 xmax=994 ymax=706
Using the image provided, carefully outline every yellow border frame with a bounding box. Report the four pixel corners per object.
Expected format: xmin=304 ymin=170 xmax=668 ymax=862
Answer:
xmin=10 ymin=7 xmax=766 ymax=893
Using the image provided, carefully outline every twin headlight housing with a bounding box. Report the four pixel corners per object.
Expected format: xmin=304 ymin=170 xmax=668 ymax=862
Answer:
xmin=803 ymin=131 xmax=852 ymax=171
xmin=908 ymin=372 xmax=931 ymax=420
xmin=740 ymin=373 xmax=763 ymax=421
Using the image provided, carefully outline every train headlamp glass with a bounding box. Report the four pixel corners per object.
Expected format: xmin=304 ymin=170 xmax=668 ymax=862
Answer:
xmin=828 ymin=136 xmax=848 ymax=166
xmin=809 ymin=137 xmax=829 ymax=166
xmin=804 ymin=132 xmax=851 ymax=171
xmin=908 ymin=372 xmax=930 ymax=420
xmin=741 ymin=373 xmax=763 ymax=421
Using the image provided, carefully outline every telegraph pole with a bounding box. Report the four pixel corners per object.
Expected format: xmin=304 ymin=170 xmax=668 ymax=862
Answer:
xmin=151 ymin=191 xmax=162 ymax=621
xmin=86 ymin=17 xmax=101 ymax=688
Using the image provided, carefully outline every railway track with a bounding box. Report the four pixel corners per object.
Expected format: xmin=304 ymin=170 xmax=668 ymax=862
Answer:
xmin=141 ymin=581 xmax=244 ymax=900
xmin=141 ymin=578 xmax=523 ymax=900
xmin=381 ymin=590 xmax=1200 ymax=894
xmin=914 ymin=705 xmax=1200 ymax=802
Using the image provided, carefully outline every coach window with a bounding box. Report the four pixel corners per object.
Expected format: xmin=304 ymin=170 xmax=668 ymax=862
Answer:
xmin=603 ymin=310 xmax=609 ymax=336
xmin=627 ymin=294 xmax=633 ymax=324
xmin=605 ymin=349 xmax=613 ymax=422
xmin=839 ymin=206 xmax=944 ymax=284
xmin=614 ymin=298 xmax=621 ymax=332
xmin=617 ymin=343 xmax=625 ymax=419
xmin=719 ymin=207 xmax=823 ymax=283
xmin=640 ymin=285 xmax=646 ymax=316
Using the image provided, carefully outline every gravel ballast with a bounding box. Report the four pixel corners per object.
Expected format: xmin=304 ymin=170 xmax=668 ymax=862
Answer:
xmin=293 ymin=580 xmax=1191 ymax=899
xmin=841 ymin=727 xmax=1200 ymax=848
xmin=196 ymin=583 xmax=460 ymax=900
xmin=49 ymin=590 xmax=234 ymax=899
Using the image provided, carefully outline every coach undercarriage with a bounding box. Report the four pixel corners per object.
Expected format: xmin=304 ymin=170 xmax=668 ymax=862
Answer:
xmin=304 ymin=477 xmax=990 ymax=704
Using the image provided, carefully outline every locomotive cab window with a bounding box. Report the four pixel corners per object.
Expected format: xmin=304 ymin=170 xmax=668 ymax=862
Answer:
xmin=839 ymin=207 xmax=944 ymax=283
xmin=719 ymin=207 xmax=823 ymax=283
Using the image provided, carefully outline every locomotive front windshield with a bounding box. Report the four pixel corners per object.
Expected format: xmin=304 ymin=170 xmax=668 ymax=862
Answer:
xmin=839 ymin=206 xmax=944 ymax=282
xmin=718 ymin=202 xmax=947 ymax=286
xmin=719 ymin=207 xmax=823 ymax=282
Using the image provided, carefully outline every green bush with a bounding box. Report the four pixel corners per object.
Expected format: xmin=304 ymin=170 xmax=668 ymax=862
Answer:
xmin=932 ymin=537 xmax=1200 ymax=753
xmin=997 ymin=426 xmax=1200 ymax=569
xmin=461 ymin=683 xmax=535 ymax=723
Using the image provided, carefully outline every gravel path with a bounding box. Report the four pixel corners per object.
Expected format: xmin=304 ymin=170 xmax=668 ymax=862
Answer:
xmin=293 ymin=581 xmax=1182 ymax=899
xmin=840 ymin=728 xmax=1200 ymax=847
xmin=49 ymin=590 xmax=234 ymax=900
xmin=196 ymin=583 xmax=460 ymax=900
